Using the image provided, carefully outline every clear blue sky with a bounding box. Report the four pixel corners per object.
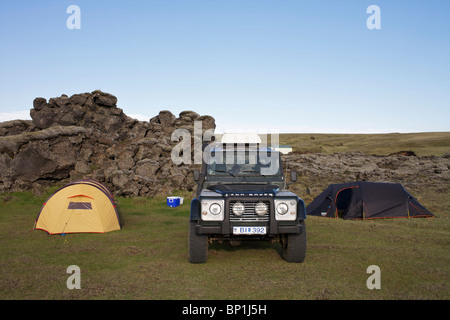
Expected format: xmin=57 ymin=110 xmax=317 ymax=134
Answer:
xmin=0 ymin=0 xmax=449 ymax=133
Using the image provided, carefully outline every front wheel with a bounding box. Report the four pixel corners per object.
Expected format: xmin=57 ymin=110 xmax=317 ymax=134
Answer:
xmin=281 ymin=221 xmax=307 ymax=263
xmin=188 ymin=221 xmax=208 ymax=263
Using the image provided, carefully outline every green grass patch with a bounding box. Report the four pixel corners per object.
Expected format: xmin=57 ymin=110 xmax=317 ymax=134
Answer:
xmin=1 ymin=189 xmax=449 ymax=300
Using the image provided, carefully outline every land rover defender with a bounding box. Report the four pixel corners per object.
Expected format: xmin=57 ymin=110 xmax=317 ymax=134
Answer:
xmin=188 ymin=134 xmax=306 ymax=263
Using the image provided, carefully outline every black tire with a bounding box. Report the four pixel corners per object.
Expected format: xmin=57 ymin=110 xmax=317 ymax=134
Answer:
xmin=188 ymin=221 xmax=208 ymax=263
xmin=281 ymin=221 xmax=307 ymax=263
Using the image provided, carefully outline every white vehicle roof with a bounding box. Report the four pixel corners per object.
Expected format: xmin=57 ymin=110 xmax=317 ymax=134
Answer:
xmin=220 ymin=133 xmax=261 ymax=144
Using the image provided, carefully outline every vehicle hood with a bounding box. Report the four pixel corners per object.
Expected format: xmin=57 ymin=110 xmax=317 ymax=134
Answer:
xmin=208 ymin=184 xmax=280 ymax=195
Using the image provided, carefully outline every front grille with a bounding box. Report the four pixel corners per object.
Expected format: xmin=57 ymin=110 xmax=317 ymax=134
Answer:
xmin=229 ymin=200 xmax=270 ymax=222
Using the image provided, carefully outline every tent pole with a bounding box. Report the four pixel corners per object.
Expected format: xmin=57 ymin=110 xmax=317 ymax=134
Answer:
xmin=362 ymin=201 xmax=365 ymax=220
xmin=407 ymin=198 xmax=411 ymax=218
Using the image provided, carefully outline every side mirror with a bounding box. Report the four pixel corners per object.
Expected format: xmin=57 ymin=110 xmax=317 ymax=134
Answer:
xmin=193 ymin=170 xmax=200 ymax=182
xmin=290 ymin=171 xmax=298 ymax=182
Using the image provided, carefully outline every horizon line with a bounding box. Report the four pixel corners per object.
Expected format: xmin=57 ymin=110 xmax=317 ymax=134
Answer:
xmin=1 ymin=110 xmax=448 ymax=135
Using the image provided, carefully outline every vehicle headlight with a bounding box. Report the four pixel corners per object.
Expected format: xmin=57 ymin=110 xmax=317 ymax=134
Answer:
xmin=232 ymin=202 xmax=245 ymax=216
xmin=255 ymin=202 xmax=268 ymax=216
xmin=276 ymin=203 xmax=288 ymax=215
xmin=209 ymin=203 xmax=221 ymax=215
xmin=201 ymin=199 xmax=224 ymax=221
xmin=274 ymin=199 xmax=297 ymax=221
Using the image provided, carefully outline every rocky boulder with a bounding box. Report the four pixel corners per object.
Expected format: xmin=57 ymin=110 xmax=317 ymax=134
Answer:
xmin=0 ymin=91 xmax=215 ymax=196
xmin=282 ymin=152 xmax=450 ymax=200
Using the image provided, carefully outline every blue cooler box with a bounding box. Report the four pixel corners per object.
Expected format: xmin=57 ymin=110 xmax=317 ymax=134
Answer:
xmin=167 ymin=196 xmax=181 ymax=207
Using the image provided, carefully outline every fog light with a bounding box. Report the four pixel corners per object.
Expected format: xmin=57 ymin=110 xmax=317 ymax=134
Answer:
xmin=255 ymin=202 xmax=268 ymax=216
xmin=232 ymin=202 xmax=245 ymax=216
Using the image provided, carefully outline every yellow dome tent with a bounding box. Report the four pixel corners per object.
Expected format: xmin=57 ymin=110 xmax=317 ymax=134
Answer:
xmin=35 ymin=179 xmax=121 ymax=234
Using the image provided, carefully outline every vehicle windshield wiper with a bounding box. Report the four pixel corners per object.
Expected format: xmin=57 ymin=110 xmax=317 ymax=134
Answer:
xmin=240 ymin=169 xmax=269 ymax=177
xmin=212 ymin=170 xmax=235 ymax=177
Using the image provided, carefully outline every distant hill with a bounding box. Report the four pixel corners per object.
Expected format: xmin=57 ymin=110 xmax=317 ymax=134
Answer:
xmin=215 ymin=132 xmax=450 ymax=157
xmin=279 ymin=132 xmax=450 ymax=157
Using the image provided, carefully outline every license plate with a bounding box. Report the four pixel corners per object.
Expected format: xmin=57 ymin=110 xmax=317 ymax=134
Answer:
xmin=233 ymin=226 xmax=266 ymax=235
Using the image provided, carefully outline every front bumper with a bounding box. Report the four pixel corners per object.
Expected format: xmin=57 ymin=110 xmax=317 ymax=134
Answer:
xmin=195 ymin=222 xmax=302 ymax=235
xmin=195 ymin=196 xmax=303 ymax=236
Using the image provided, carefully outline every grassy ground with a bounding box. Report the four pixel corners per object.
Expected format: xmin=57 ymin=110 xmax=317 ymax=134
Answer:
xmin=279 ymin=132 xmax=450 ymax=156
xmin=1 ymin=188 xmax=449 ymax=300
xmin=1 ymin=132 xmax=449 ymax=300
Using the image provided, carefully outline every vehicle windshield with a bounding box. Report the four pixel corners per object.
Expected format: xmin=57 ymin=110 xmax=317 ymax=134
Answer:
xmin=206 ymin=150 xmax=281 ymax=177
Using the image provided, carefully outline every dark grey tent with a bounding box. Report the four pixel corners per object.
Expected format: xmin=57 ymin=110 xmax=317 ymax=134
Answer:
xmin=306 ymin=182 xmax=434 ymax=220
